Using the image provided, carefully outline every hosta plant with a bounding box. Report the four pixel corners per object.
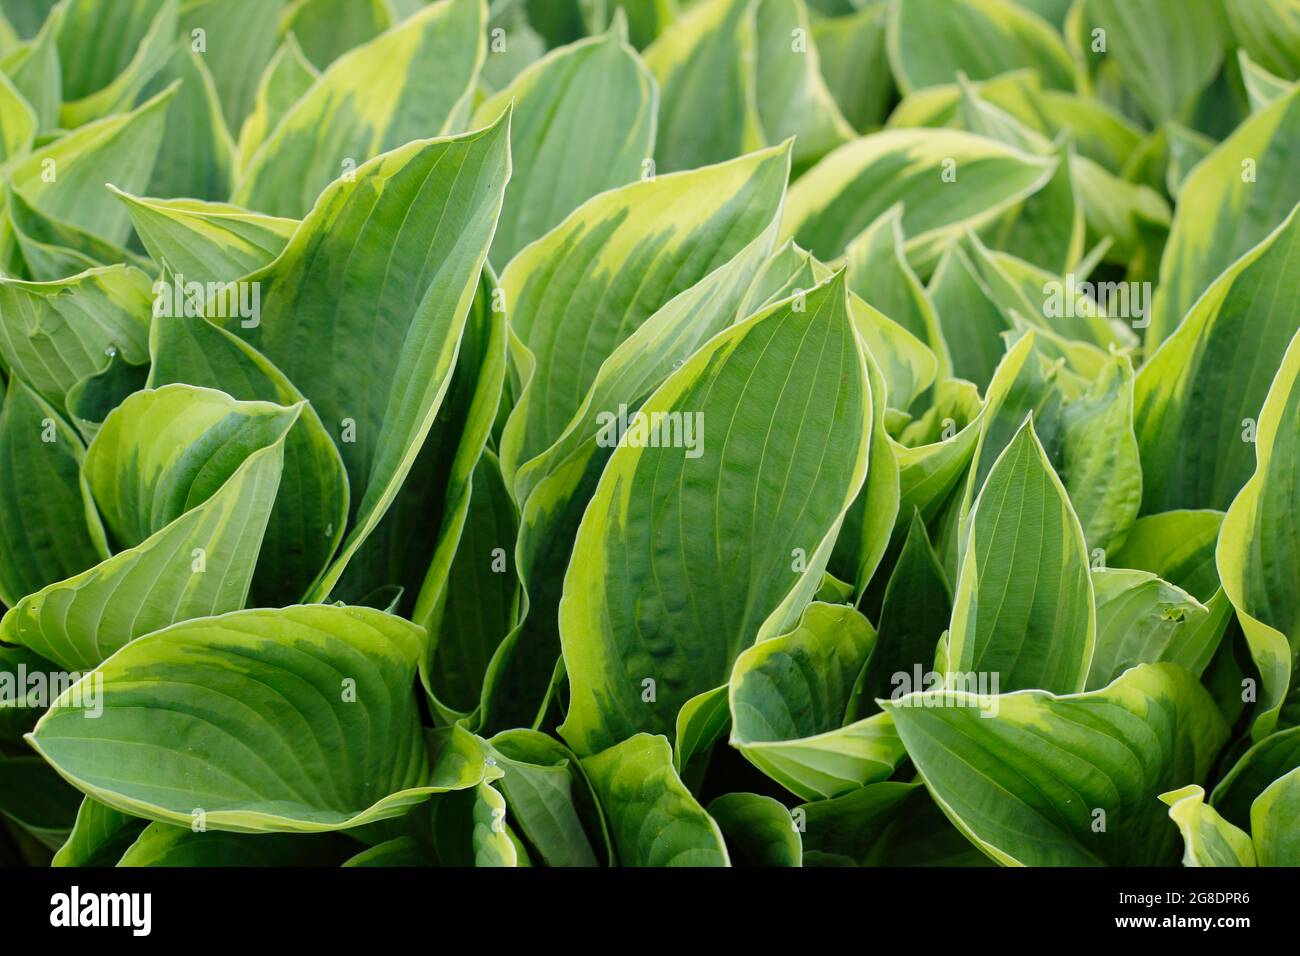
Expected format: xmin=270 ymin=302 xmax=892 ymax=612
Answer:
xmin=0 ymin=0 xmax=1298 ymax=869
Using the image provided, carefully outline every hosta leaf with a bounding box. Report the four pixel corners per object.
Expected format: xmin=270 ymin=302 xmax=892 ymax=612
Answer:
xmin=1086 ymin=569 xmax=1214 ymax=690
xmin=811 ymin=2 xmax=892 ymax=133
xmin=5 ymin=190 xmax=154 ymax=283
xmin=343 ymin=265 xmax=507 ymax=623
xmin=1147 ymin=86 xmax=1300 ymax=346
xmin=423 ymin=451 xmax=518 ymax=721
xmin=82 ymin=385 xmax=298 ymax=550
xmin=1250 ymin=767 xmax=1300 ymax=864
xmin=581 ymin=733 xmax=728 ymax=866
xmin=278 ymin=0 xmax=390 ymax=70
xmin=486 ymin=729 xmax=605 ymax=867
xmin=926 ymin=241 xmax=1009 ymax=389
xmin=886 ymin=0 xmax=1074 ymax=94
xmin=119 ymin=824 xmax=351 ymax=866
xmin=233 ymin=0 xmax=486 ymax=218
xmin=1239 ymin=49 xmax=1295 ymax=113
xmin=708 ymin=793 xmax=801 ymax=866
xmin=855 ymin=510 xmax=952 ymax=716
xmin=234 ymin=33 xmax=318 ymax=173
xmin=178 ymin=0 xmax=291 ymax=133
xmin=0 ymin=265 xmax=152 ymax=414
xmin=27 ymin=606 xmax=499 ymax=833
xmin=112 ymin=190 xmax=298 ymax=286
xmin=473 ymin=24 xmax=657 ymax=266
xmin=844 ymin=204 xmax=950 ymax=376
xmin=882 ymin=662 xmax=1229 ymax=866
xmin=754 ymin=0 xmax=854 ymax=171
xmin=1136 ymin=204 xmax=1300 ymax=513
xmin=232 ymin=114 xmax=511 ymax=600
xmin=499 ymin=142 xmax=788 ymax=488
xmin=342 ymin=836 xmax=432 ymax=867
xmin=56 ymin=0 xmax=177 ymax=129
xmin=558 ymin=271 xmax=870 ymax=755
xmin=1159 ymin=785 xmax=1256 ymax=867
xmin=0 ymin=5 xmax=60 ymax=131
xmin=783 ymin=128 xmax=1057 ymax=270
xmin=0 ymin=755 xmax=81 ymax=848
xmin=138 ymin=44 xmax=235 ymax=202
xmin=51 ymin=798 xmax=146 ymax=867
xmin=1225 ymin=0 xmax=1300 ymax=80
xmin=1217 ymin=326 xmax=1300 ymax=738
xmin=148 ymin=316 xmax=348 ymax=608
xmin=1082 ymin=0 xmax=1227 ymax=125
xmin=431 ymin=780 xmax=527 ymax=867
xmin=9 ymin=85 xmax=174 ymax=248
xmin=1211 ymin=726 xmax=1300 ymax=830
xmin=0 ymin=378 xmax=107 ymax=607
xmin=0 ymin=65 xmax=35 ymax=162
xmin=0 ymin=402 xmax=292 ymax=671
xmin=949 ymin=416 xmax=1095 ymax=694
xmin=643 ymin=0 xmax=763 ymax=174
xmin=1109 ymin=511 xmax=1225 ymax=601
xmin=729 ymin=602 xmax=906 ymax=800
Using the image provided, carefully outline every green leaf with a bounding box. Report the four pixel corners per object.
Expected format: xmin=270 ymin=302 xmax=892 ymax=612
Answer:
xmin=1136 ymin=204 xmax=1300 ymax=513
xmin=708 ymin=792 xmax=801 ymax=866
xmin=0 ymin=755 xmax=81 ymax=849
xmin=472 ymin=26 xmax=657 ymax=266
xmin=9 ymin=85 xmax=174 ymax=247
xmin=811 ymin=2 xmax=893 ymax=133
xmin=1082 ymin=0 xmax=1227 ymax=125
xmin=845 ymin=204 xmax=950 ymax=376
xmin=0 ymin=377 xmax=108 ymax=607
xmin=882 ymin=662 xmax=1229 ymax=866
xmin=278 ymin=0 xmax=391 ymax=70
xmin=112 ymin=190 xmax=298 ymax=286
xmin=232 ymin=114 xmax=511 ymax=601
xmin=147 ymin=316 xmax=348 ymax=607
xmin=729 ymin=602 xmax=906 ymax=799
xmin=0 ymin=393 xmax=293 ymax=670
xmin=499 ymin=142 xmax=788 ymax=490
xmin=119 ymin=824 xmax=352 ymax=866
xmin=1159 ymin=785 xmax=1256 ymax=867
xmin=1225 ymin=0 xmax=1300 ymax=81
xmin=1086 ymin=568 xmax=1214 ymax=690
xmin=28 ymin=606 xmax=500 ymax=833
xmin=178 ymin=0 xmax=292 ymax=133
xmin=1109 ymin=510 xmax=1224 ymax=601
xmin=423 ymin=451 xmax=518 ymax=719
xmin=56 ymin=0 xmax=177 ymax=128
xmin=949 ymin=415 xmax=1095 ymax=694
xmin=784 ymin=128 xmax=1057 ymax=271
xmin=643 ymin=0 xmax=763 ymax=173
xmin=138 ymin=44 xmax=235 ymax=202
xmin=0 ymin=5 xmax=61 ymax=131
xmin=855 ymin=510 xmax=952 ymax=716
xmin=0 ymin=64 xmax=35 ymax=162
xmin=233 ymin=0 xmax=486 ymax=217
xmin=1147 ymin=86 xmax=1300 ymax=347
xmin=1239 ymin=49 xmax=1296 ymax=113
xmin=51 ymin=798 xmax=146 ymax=867
xmin=81 ymin=384 xmax=298 ymax=550
xmin=0 ymin=265 xmax=152 ymax=414
xmin=234 ymin=33 xmax=319 ymax=173
xmin=1216 ymin=324 xmax=1300 ymax=737
xmin=581 ymin=733 xmax=728 ymax=865
xmin=486 ymin=728 xmax=605 ymax=866
xmin=1250 ymin=766 xmax=1300 ymax=864
xmin=558 ymin=271 xmax=870 ymax=755
xmin=886 ymin=0 xmax=1074 ymax=94
xmin=1210 ymin=726 xmax=1300 ymax=830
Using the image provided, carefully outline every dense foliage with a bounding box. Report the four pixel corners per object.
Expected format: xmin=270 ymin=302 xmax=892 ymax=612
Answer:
xmin=0 ymin=0 xmax=1298 ymax=868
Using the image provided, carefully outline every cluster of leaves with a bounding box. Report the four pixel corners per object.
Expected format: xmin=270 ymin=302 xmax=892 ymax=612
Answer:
xmin=0 ymin=0 xmax=1297 ymax=869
